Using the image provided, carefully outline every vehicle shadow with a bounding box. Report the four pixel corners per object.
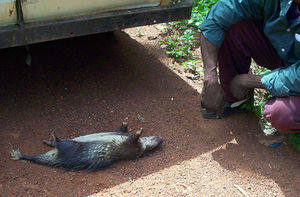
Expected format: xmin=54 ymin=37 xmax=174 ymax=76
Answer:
xmin=0 ymin=30 xmax=298 ymax=196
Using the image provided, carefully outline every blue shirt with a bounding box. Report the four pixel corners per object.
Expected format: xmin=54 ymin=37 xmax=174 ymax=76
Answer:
xmin=200 ymin=0 xmax=300 ymax=97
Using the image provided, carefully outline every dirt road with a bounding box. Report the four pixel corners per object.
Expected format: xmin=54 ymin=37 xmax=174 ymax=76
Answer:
xmin=0 ymin=27 xmax=299 ymax=197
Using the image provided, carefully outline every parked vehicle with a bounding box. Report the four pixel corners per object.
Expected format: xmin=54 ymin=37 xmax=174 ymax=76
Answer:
xmin=0 ymin=0 xmax=192 ymax=49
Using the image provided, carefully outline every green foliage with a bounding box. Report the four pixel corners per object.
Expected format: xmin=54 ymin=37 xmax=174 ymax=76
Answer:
xmin=252 ymin=66 xmax=271 ymax=75
xmin=170 ymin=0 xmax=182 ymax=4
xmin=168 ymin=46 xmax=192 ymax=58
xmin=251 ymin=62 xmax=272 ymax=117
xmin=162 ymin=0 xmax=218 ymax=60
xmin=253 ymin=87 xmax=272 ymax=117
xmin=240 ymin=96 xmax=255 ymax=112
xmin=180 ymin=29 xmax=195 ymax=45
xmin=253 ymin=100 xmax=267 ymax=117
xmin=164 ymin=37 xmax=192 ymax=58
xmin=188 ymin=0 xmax=219 ymax=30
xmin=169 ymin=0 xmax=218 ymax=30
xmin=288 ymin=134 xmax=300 ymax=151
xmin=182 ymin=60 xmax=200 ymax=75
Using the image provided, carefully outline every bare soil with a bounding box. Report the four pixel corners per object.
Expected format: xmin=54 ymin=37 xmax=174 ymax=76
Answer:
xmin=0 ymin=25 xmax=299 ymax=197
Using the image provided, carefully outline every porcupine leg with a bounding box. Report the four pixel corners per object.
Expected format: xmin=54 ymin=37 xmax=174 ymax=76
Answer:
xmin=43 ymin=140 xmax=55 ymax=147
xmin=117 ymin=118 xmax=129 ymax=133
xmin=125 ymin=128 xmax=143 ymax=144
xmin=43 ymin=131 xmax=60 ymax=147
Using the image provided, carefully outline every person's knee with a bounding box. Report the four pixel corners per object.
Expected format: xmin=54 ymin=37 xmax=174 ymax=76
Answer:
xmin=263 ymin=96 xmax=300 ymax=133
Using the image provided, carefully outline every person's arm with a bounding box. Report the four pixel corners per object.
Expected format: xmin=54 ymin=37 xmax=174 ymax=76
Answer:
xmin=230 ymin=61 xmax=300 ymax=99
xmin=261 ymin=62 xmax=300 ymax=96
xmin=230 ymin=74 xmax=264 ymax=100
xmin=200 ymin=33 xmax=226 ymax=116
xmin=200 ymin=33 xmax=219 ymax=82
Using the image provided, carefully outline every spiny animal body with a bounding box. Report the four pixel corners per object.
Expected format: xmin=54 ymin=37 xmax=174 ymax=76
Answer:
xmin=11 ymin=122 xmax=163 ymax=171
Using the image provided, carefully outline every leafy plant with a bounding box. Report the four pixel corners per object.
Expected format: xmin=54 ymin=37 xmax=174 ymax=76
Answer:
xmin=188 ymin=0 xmax=219 ymax=30
xmin=164 ymin=37 xmax=192 ymax=59
xmin=254 ymin=100 xmax=267 ymax=117
xmin=169 ymin=0 xmax=218 ymax=31
xmin=171 ymin=0 xmax=182 ymax=4
xmin=288 ymin=134 xmax=300 ymax=151
xmin=182 ymin=60 xmax=200 ymax=75
xmin=171 ymin=47 xmax=191 ymax=58
xmin=240 ymin=96 xmax=255 ymax=112
xmin=250 ymin=62 xmax=273 ymax=117
xmin=180 ymin=29 xmax=196 ymax=45
xmin=162 ymin=0 xmax=219 ymax=61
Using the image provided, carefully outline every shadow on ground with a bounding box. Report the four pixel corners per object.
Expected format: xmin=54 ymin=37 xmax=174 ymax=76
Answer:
xmin=0 ymin=31 xmax=299 ymax=196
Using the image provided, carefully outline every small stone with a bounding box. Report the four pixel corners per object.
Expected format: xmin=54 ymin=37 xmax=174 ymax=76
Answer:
xmin=137 ymin=114 xmax=145 ymax=123
xmin=132 ymin=191 xmax=137 ymax=194
xmin=186 ymin=74 xmax=199 ymax=80
xmin=148 ymin=36 xmax=158 ymax=40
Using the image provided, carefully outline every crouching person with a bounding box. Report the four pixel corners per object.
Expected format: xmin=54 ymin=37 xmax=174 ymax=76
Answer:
xmin=199 ymin=0 xmax=300 ymax=133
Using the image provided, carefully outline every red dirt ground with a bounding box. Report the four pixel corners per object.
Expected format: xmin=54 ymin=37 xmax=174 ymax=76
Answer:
xmin=0 ymin=27 xmax=299 ymax=197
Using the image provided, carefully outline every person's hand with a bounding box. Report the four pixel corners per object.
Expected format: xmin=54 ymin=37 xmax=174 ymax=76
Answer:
xmin=201 ymin=79 xmax=226 ymax=117
xmin=230 ymin=74 xmax=264 ymax=100
xmin=230 ymin=75 xmax=250 ymax=100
